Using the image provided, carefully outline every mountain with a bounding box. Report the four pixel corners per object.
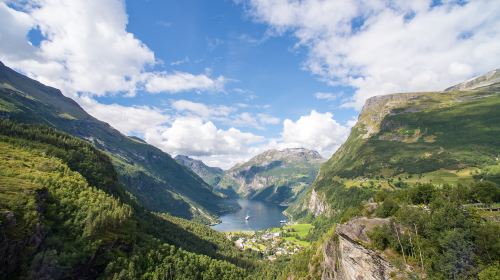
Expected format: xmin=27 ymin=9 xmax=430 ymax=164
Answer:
xmin=289 ymin=70 xmax=500 ymax=218
xmin=280 ymin=70 xmax=500 ymax=280
xmin=445 ymin=68 xmax=500 ymax=91
xmin=0 ymin=61 xmax=235 ymax=223
xmin=175 ymin=155 xmax=224 ymax=186
xmin=218 ymin=148 xmax=324 ymax=205
xmin=0 ymin=120 xmax=253 ymax=279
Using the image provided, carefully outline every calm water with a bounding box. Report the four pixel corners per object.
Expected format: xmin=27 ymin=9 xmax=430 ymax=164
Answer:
xmin=212 ymin=199 xmax=287 ymax=232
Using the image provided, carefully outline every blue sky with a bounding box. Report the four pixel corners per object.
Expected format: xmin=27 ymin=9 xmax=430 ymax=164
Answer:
xmin=1 ymin=0 xmax=499 ymax=168
xmin=111 ymin=0 xmax=357 ymax=133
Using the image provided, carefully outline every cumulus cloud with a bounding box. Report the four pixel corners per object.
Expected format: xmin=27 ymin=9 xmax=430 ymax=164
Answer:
xmin=257 ymin=113 xmax=280 ymax=125
xmin=0 ymin=0 xmax=227 ymax=96
xmin=171 ymin=99 xmax=235 ymax=118
xmin=144 ymin=117 xmax=264 ymax=162
xmin=79 ymin=96 xmax=169 ymax=135
xmin=0 ymin=0 xmax=155 ymax=96
xmin=244 ymin=0 xmax=500 ymax=109
xmin=279 ymin=110 xmax=350 ymax=157
xmin=170 ymin=99 xmax=280 ymax=130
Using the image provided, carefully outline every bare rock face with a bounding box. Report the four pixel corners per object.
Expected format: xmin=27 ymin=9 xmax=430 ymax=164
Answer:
xmin=308 ymin=189 xmax=330 ymax=217
xmin=358 ymin=92 xmax=427 ymax=138
xmin=445 ymin=69 xmax=500 ymax=91
xmin=321 ymin=218 xmax=395 ymax=280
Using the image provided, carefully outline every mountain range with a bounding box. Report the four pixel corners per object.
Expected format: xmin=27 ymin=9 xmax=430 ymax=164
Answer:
xmin=217 ymin=148 xmax=324 ymax=205
xmin=0 ymin=61 xmax=235 ymax=223
xmin=1 ymin=60 xmax=499 ymax=279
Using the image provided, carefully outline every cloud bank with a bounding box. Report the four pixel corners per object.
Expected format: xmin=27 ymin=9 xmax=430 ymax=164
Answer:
xmin=245 ymin=0 xmax=500 ymax=109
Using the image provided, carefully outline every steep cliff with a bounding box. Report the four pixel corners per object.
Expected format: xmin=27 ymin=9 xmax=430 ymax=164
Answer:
xmin=321 ymin=218 xmax=397 ymax=280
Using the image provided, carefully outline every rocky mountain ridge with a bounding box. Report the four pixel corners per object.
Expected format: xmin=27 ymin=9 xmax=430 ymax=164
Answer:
xmin=217 ymin=148 xmax=324 ymax=204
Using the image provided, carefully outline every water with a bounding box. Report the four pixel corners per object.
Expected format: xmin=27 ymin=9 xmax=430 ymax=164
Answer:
xmin=212 ymin=199 xmax=287 ymax=232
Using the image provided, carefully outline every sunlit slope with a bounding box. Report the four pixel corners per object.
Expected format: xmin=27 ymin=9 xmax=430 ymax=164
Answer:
xmin=324 ymin=84 xmax=500 ymax=181
xmin=0 ymin=61 xmax=233 ymax=222
xmin=289 ymin=76 xmax=500 ymax=219
xmin=0 ymin=120 xmax=252 ymax=279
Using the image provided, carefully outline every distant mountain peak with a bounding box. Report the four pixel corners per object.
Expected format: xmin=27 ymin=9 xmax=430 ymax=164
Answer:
xmin=445 ymin=68 xmax=500 ymax=91
xmin=244 ymin=147 xmax=324 ymax=167
xmin=217 ymin=147 xmax=324 ymax=204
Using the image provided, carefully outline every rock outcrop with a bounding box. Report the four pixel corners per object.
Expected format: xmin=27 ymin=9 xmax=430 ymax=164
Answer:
xmin=445 ymin=69 xmax=500 ymax=91
xmin=321 ymin=218 xmax=396 ymax=280
xmin=308 ymin=189 xmax=330 ymax=217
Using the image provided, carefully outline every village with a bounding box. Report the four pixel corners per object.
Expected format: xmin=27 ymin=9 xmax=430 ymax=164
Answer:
xmin=226 ymin=224 xmax=313 ymax=261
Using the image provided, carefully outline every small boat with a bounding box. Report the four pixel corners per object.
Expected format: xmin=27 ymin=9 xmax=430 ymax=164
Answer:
xmin=280 ymin=220 xmax=287 ymax=223
xmin=245 ymin=215 xmax=250 ymax=221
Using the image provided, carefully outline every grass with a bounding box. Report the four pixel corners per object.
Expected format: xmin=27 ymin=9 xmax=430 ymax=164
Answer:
xmin=283 ymin=237 xmax=310 ymax=247
xmin=282 ymin=224 xmax=314 ymax=239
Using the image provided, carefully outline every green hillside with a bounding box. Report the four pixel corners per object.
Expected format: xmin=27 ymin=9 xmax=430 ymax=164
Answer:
xmin=280 ymin=74 xmax=500 ymax=280
xmin=0 ymin=120 xmax=256 ymax=279
xmin=289 ymin=80 xmax=500 ymax=219
xmin=0 ymin=61 xmax=235 ymax=223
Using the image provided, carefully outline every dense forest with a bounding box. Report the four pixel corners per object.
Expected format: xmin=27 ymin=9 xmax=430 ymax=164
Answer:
xmin=0 ymin=120 xmax=259 ymax=279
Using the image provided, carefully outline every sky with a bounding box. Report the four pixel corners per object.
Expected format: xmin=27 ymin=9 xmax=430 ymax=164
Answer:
xmin=1 ymin=0 xmax=499 ymax=168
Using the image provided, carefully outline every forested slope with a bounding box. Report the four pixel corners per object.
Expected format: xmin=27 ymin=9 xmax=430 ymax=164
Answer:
xmin=0 ymin=61 xmax=234 ymax=222
xmin=0 ymin=120 xmax=256 ymax=279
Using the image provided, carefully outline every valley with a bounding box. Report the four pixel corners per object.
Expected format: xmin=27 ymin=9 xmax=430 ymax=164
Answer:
xmin=1 ymin=61 xmax=499 ymax=279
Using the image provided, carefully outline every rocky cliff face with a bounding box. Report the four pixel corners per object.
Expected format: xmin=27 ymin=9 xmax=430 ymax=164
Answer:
xmin=445 ymin=69 xmax=500 ymax=91
xmin=308 ymin=189 xmax=330 ymax=217
xmin=321 ymin=218 xmax=396 ymax=280
xmin=218 ymin=148 xmax=324 ymax=205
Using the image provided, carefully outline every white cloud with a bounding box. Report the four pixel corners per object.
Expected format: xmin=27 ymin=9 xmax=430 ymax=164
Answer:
xmin=0 ymin=0 xmax=227 ymax=96
xmin=4 ymin=0 xmax=155 ymax=96
xmin=0 ymin=2 xmax=36 ymax=61
xmin=245 ymin=0 xmax=500 ymax=109
xmin=314 ymin=92 xmax=339 ymax=101
xmin=171 ymin=99 xmax=279 ymax=130
xmin=143 ymin=72 xmax=226 ymax=93
xmin=144 ymin=117 xmax=264 ymax=166
xmin=279 ymin=110 xmax=350 ymax=157
xmin=79 ymin=96 xmax=169 ymax=135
